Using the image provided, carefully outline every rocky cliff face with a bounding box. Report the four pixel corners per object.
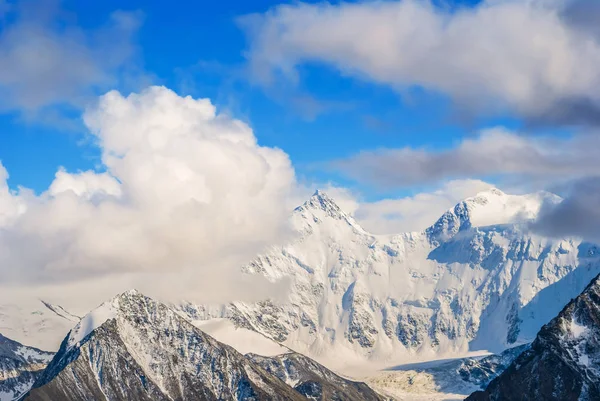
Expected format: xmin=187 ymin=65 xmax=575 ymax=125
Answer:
xmin=467 ymin=274 xmax=600 ymax=401
xmin=183 ymin=189 xmax=599 ymax=368
xmin=0 ymin=334 xmax=53 ymax=401
xmin=21 ymin=290 xmax=309 ymax=401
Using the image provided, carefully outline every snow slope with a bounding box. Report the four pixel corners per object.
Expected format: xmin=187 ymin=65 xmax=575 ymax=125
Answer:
xmin=0 ymin=300 xmax=79 ymax=352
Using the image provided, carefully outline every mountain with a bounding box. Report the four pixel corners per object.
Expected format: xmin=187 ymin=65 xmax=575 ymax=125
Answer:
xmin=0 ymin=334 xmax=53 ymax=401
xmin=183 ymin=188 xmax=599 ymax=373
xmin=247 ymin=352 xmax=384 ymax=401
xmin=21 ymin=290 xmax=306 ymax=401
xmin=467 ymin=274 xmax=600 ymax=401
xmin=0 ymin=299 xmax=79 ymax=352
xmin=19 ymin=290 xmax=384 ymax=401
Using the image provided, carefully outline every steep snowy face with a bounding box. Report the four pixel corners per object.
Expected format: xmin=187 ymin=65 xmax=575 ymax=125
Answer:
xmin=0 ymin=334 xmax=53 ymax=401
xmin=467 ymin=275 xmax=600 ymax=401
xmin=23 ymin=290 xmax=306 ymax=401
xmin=248 ymin=352 xmax=384 ymax=401
xmin=184 ymin=189 xmax=599 ymax=370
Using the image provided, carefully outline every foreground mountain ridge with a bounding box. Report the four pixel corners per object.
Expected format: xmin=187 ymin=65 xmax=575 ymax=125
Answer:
xmin=19 ymin=290 xmax=384 ymax=401
xmin=467 ymin=274 xmax=600 ymax=401
xmin=0 ymin=334 xmax=53 ymax=401
xmin=184 ymin=188 xmax=600 ymax=372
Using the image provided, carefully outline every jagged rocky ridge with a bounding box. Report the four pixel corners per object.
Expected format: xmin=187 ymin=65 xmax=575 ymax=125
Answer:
xmin=20 ymin=290 xmax=383 ymax=401
xmin=467 ymin=274 xmax=600 ymax=401
xmin=183 ymin=189 xmax=600 ymax=368
xmin=247 ymin=352 xmax=383 ymax=401
xmin=458 ymin=344 xmax=530 ymax=389
xmin=0 ymin=334 xmax=53 ymax=401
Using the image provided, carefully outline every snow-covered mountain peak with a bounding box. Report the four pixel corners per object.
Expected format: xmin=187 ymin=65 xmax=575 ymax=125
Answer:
xmin=427 ymin=188 xmax=561 ymax=243
xmin=66 ymin=289 xmax=151 ymax=350
xmin=292 ymin=189 xmax=365 ymax=234
xmin=295 ymin=190 xmax=345 ymax=216
xmin=463 ymin=188 xmax=560 ymax=227
xmin=66 ymin=298 xmax=118 ymax=350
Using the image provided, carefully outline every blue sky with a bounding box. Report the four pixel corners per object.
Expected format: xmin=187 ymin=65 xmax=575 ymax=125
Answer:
xmin=1 ymin=0 xmax=600 ymax=207
xmin=2 ymin=0 xmax=600 ymax=297
xmin=0 ymin=0 xmax=520 ymax=201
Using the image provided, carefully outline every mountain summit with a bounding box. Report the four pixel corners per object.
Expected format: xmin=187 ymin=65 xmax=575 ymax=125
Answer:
xmin=427 ymin=188 xmax=560 ymax=243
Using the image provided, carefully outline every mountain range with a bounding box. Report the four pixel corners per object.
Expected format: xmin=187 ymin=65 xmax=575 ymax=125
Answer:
xmin=19 ymin=290 xmax=384 ymax=401
xmin=181 ymin=189 xmax=600 ymax=374
xmin=2 ymin=188 xmax=600 ymax=399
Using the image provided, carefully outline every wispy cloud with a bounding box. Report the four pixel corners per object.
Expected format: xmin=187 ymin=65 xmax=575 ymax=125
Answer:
xmin=0 ymin=0 xmax=147 ymax=125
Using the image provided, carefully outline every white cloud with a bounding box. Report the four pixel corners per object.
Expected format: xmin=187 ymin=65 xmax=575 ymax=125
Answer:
xmin=0 ymin=164 xmax=26 ymax=227
xmin=351 ymin=180 xmax=494 ymax=234
xmin=0 ymin=86 xmax=296 ymax=304
xmin=241 ymin=0 xmax=600 ymax=124
xmin=532 ymin=176 xmax=600 ymax=242
xmin=334 ymin=127 xmax=600 ymax=188
xmin=49 ymin=169 xmax=122 ymax=200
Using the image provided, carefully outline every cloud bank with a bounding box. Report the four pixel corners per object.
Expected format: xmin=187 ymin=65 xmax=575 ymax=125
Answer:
xmin=532 ymin=177 xmax=600 ymax=243
xmin=241 ymin=0 xmax=600 ymax=124
xmin=334 ymin=128 xmax=600 ymax=188
xmin=0 ymin=86 xmax=296 ymax=304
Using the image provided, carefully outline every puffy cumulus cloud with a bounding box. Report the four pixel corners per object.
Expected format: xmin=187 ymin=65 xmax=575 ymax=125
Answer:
xmin=0 ymin=86 xmax=296 ymax=304
xmin=49 ymin=169 xmax=122 ymax=200
xmin=353 ymin=180 xmax=494 ymax=234
xmin=334 ymin=128 xmax=600 ymax=188
xmin=0 ymin=0 xmax=144 ymax=123
xmin=241 ymin=0 xmax=600 ymax=125
xmin=0 ymin=163 xmax=27 ymax=227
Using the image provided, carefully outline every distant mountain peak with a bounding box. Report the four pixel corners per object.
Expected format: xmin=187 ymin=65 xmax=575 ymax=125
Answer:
xmin=293 ymin=189 xmax=366 ymax=233
xmin=117 ymin=288 xmax=142 ymax=299
xmin=427 ymin=188 xmax=561 ymax=242
xmin=300 ymin=190 xmax=342 ymax=213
